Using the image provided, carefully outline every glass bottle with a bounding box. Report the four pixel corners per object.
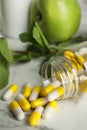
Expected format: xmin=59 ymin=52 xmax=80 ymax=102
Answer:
xmin=41 ymin=41 xmax=87 ymax=100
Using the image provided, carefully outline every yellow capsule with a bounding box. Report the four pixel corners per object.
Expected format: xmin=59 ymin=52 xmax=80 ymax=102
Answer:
xmin=79 ymin=80 xmax=87 ymax=93
xmin=22 ymin=83 xmax=31 ymax=98
xmin=28 ymin=106 xmax=43 ymax=126
xmin=42 ymin=100 xmax=57 ymax=119
xmin=55 ymin=71 xmax=62 ymax=81
xmin=75 ymin=52 xmax=85 ymax=66
xmin=72 ymin=58 xmax=83 ymax=70
xmin=40 ymin=80 xmax=61 ymax=97
xmin=29 ymin=86 xmax=41 ymax=102
xmin=10 ymin=101 xmax=25 ymax=120
xmin=64 ymin=51 xmax=75 ymax=58
xmin=46 ymin=86 xmax=64 ymax=101
xmin=64 ymin=55 xmax=72 ymax=60
xmin=16 ymin=93 xmax=31 ymax=111
xmin=31 ymin=98 xmax=48 ymax=109
xmin=3 ymin=84 xmax=18 ymax=101
xmin=69 ymin=60 xmax=78 ymax=73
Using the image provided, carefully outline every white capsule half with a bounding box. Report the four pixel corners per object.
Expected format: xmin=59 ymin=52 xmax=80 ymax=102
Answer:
xmin=10 ymin=101 xmax=25 ymax=120
xmin=3 ymin=84 xmax=18 ymax=101
xmin=46 ymin=87 xmax=64 ymax=102
xmin=42 ymin=101 xmax=57 ymax=119
xmin=29 ymin=86 xmax=40 ymax=102
xmin=47 ymin=91 xmax=58 ymax=101
xmin=79 ymin=47 xmax=87 ymax=56
xmin=28 ymin=106 xmax=44 ymax=126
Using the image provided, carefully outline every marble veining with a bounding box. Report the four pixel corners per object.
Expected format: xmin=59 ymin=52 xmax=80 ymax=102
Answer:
xmin=0 ymin=109 xmax=25 ymax=128
xmin=36 ymin=126 xmax=55 ymax=130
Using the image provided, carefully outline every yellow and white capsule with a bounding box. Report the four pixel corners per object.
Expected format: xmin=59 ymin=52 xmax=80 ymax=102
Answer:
xmin=42 ymin=100 xmax=57 ymax=119
xmin=40 ymin=80 xmax=61 ymax=97
xmin=46 ymin=86 xmax=64 ymax=102
xmin=64 ymin=51 xmax=75 ymax=59
xmin=29 ymin=86 xmax=41 ymax=102
xmin=78 ymin=47 xmax=87 ymax=56
xmin=16 ymin=93 xmax=31 ymax=111
xmin=10 ymin=101 xmax=25 ymax=120
xmin=3 ymin=84 xmax=18 ymax=101
xmin=31 ymin=98 xmax=48 ymax=109
xmin=22 ymin=83 xmax=31 ymax=98
xmin=75 ymin=52 xmax=87 ymax=72
xmin=28 ymin=106 xmax=43 ymax=126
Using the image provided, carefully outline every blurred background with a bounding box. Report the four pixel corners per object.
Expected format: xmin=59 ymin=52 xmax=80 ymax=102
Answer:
xmin=0 ymin=0 xmax=87 ymax=38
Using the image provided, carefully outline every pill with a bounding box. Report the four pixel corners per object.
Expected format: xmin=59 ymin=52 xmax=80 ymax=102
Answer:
xmin=75 ymin=52 xmax=87 ymax=72
xmin=79 ymin=75 xmax=87 ymax=82
xmin=29 ymin=86 xmax=41 ymax=102
xmin=79 ymin=47 xmax=87 ymax=56
xmin=22 ymin=83 xmax=31 ymax=98
xmin=43 ymin=79 xmax=50 ymax=86
xmin=16 ymin=93 xmax=31 ymax=111
xmin=28 ymin=106 xmax=43 ymax=126
xmin=46 ymin=86 xmax=64 ymax=101
xmin=42 ymin=100 xmax=57 ymax=119
xmin=79 ymin=80 xmax=87 ymax=93
xmin=72 ymin=58 xmax=82 ymax=70
xmin=3 ymin=84 xmax=18 ymax=101
xmin=55 ymin=71 xmax=62 ymax=81
xmin=10 ymin=101 xmax=25 ymax=120
xmin=64 ymin=51 xmax=75 ymax=58
xmin=69 ymin=60 xmax=78 ymax=73
xmin=75 ymin=52 xmax=85 ymax=66
xmin=40 ymin=80 xmax=61 ymax=97
xmin=31 ymin=98 xmax=48 ymax=109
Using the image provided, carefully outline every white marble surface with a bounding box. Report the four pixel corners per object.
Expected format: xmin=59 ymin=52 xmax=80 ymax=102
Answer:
xmin=0 ymin=0 xmax=87 ymax=130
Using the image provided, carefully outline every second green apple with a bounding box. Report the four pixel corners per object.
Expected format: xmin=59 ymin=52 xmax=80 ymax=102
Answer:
xmin=29 ymin=0 xmax=81 ymax=43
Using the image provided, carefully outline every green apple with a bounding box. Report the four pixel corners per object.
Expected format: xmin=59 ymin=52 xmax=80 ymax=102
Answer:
xmin=29 ymin=0 xmax=81 ymax=43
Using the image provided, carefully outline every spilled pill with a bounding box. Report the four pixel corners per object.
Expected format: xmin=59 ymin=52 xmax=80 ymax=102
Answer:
xmin=16 ymin=93 xmax=31 ymax=111
xmin=28 ymin=106 xmax=43 ymax=126
xmin=46 ymin=86 xmax=64 ymax=101
xmin=31 ymin=98 xmax=48 ymax=109
xmin=40 ymin=80 xmax=61 ymax=97
xmin=10 ymin=101 xmax=25 ymax=120
xmin=3 ymin=84 xmax=18 ymax=101
xmin=29 ymin=86 xmax=40 ymax=102
xmin=22 ymin=83 xmax=31 ymax=98
xmin=42 ymin=100 xmax=57 ymax=119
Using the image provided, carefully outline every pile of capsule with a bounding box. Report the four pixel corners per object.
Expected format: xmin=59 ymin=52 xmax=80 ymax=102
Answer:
xmin=3 ymin=82 xmax=63 ymax=126
xmin=2 ymin=47 xmax=87 ymax=126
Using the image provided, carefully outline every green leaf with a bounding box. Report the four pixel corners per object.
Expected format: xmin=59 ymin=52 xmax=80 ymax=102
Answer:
xmin=33 ymin=22 xmax=51 ymax=50
xmin=19 ymin=32 xmax=31 ymax=42
xmin=0 ymin=38 xmax=13 ymax=64
xmin=33 ymin=26 xmax=45 ymax=47
xmin=19 ymin=21 xmax=35 ymax=43
xmin=27 ymin=44 xmax=45 ymax=54
xmin=13 ymin=53 xmax=32 ymax=62
xmin=0 ymin=55 xmax=9 ymax=90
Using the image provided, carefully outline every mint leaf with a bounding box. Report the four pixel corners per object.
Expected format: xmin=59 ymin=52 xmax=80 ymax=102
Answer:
xmin=33 ymin=22 xmax=51 ymax=50
xmin=19 ymin=32 xmax=31 ymax=42
xmin=13 ymin=53 xmax=32 ymax=62
xmin=19 ymin=22 xmax=34 ymax=43
xmin=0 ymin=38 xmax=13 ymax=64
xmin=0 ymin=55 xmax=9 ymax=90
xmin=33 ymin=26 xmax=45 ymax=47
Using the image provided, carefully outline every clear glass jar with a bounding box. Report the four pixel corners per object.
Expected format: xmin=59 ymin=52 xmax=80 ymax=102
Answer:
xmin=41 ymin=41 xmax=87 ymax=100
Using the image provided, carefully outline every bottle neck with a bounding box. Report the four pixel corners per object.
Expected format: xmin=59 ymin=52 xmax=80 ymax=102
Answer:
xmin=41 ymin=56 xmax=79 ymax=99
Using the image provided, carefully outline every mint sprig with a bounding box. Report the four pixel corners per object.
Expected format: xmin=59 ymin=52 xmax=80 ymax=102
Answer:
xmin=0 ymin=38 xmax=13 ymax=89
xmin=0 ymin=22 xmax=84 ymax=90
xmin=0 ymin=38 xmax=13 ymax=63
